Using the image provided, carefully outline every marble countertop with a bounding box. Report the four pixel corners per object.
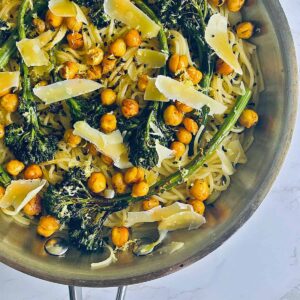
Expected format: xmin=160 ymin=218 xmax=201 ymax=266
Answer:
xmin=1 ymin=1 xmax=300 ymax=299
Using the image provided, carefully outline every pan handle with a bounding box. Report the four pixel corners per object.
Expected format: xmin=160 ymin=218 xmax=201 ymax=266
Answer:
xmin=116 ymin=286 xmax=127 ymax=300
xmin=68 ymin=286 xmax=83 ymax=300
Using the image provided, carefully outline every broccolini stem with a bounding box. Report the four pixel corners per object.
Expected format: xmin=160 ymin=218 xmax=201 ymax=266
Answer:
xmin=0 ymin=165 xmax=11 ymax=188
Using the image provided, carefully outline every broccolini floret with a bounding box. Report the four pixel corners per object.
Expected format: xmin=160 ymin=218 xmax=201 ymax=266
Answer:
xmin=0 ymin=165 xmax=11 ymax=188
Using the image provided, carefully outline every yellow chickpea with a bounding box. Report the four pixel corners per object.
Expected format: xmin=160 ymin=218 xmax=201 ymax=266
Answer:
xmin=0 ymin=124 xmax=5 ymax=139
xmin=168 ymin=54 xmax=189 ymax=73
xmin=227 ymin=0 xmax=245 ymax=12
xmin=0 ymin=186 xmax=5 ymax=198
xmin=102 ymin=55 xmax=117 ymax=74
xmin=101 ymin=89 xmax=117 ymax=106
xmin=87 ymin=65 xmax=102 ymax=80
xmin=142 ymin=197 xmax=160 ymax=211
xmin=60 ymin=61 xmax=79 ymax=79
xmin=46 ymin=10 xmax=63 ymax=28
xmin=0 ymin=88 xmax=10 ymax=98
xmin=32 ymin=18 xmax=46 ymax=34
xmin=239 ymin=109 xmax=259 ymax=128
xmin=111 ymin=226 xmax=129 ymax=247
xmin=175 ymin=101 xmax=193 ymax=113
xmin=86 ymin=143 xmax=98 ymax=156
xmin=132 ymin=181 xmax=149 ymax=198
xmin=216 ymin=58 xmax=234 ymax=75
xmin=112 ymin=172 xmax=127 ymax=194
xmin=124 ymin=29 xmax=142 ymax=47
xmin=23 ymin=195 xmax=42 ymax=217
xmin=176 ymin=127 xmax=192 ymax=144
xmin=188 ymin=199 xmax=206 ymax=215
xmin=37 ymin=215 xmax=60 ymax=238
xmin=87 ymin=172 xmax=106 ymax=193
xmin=183 ymin=117 xmax=199 ymax=135
xmin=190 ymin=179 xmax=210 ymax=201
xmin=100 ymin=113 xmax=117 ymax=133
xmin=86 ymin=47 xmax=104 ymax=66
xmin=187 ymin=67 xmax=203 ymax=85
xmin=163 ymin=105 xmax=184 ymax=127
xmin=137 ymin=74 xmax=149 ymax=92
xmin=64 ymin=129 xmax=82 ymax=148
xmin=6 ymin=160 xmax=25 ymax=176
xmin=24 ymin=164 xmax=43 ymax=180
xmin=124 ymin=167 xmax=144 ymax=184
xmin=170 ymin=141 xmax=186 ymax=159
xmin=1 ymin=93 xmax=19 ymax=112
xmin=65 ymin=17 xmax=82 ymax=32
xmin=67 ymin=32 xmax=84 ymax=50
xmin=236 ymin=22 xmax=255 ymax=39
xmin=109 ymin=38 xmax=127 ymax=57
xmin=101 ymin=154 xmax=113 ymax=166
xmin=35 ymin=80 xmax=48 ymax=88
xmin=121 ymin=99 xmax=139 ymax=119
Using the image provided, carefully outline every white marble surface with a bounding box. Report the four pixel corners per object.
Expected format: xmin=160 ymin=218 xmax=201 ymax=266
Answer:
xmin=1 ymin=1 xmax=300 ymax=299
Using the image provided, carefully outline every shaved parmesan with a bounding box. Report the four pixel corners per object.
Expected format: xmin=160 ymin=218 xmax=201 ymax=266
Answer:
xmin=104 ymin=0 xmax=160 ymax=38
xmin=205 ymin=13 xmax=242 ymax=74
xmin=0 ymin=179 xmax=46 ymax=216
xmin=37 ymin=30 xmax=55 ymax=46
xmin=73 ymin=121 xmax=132 ymax=169
xmin=155 ymin=141 xmax=174 ymax=167
xmin=33 ymin=79 xmax=101 ymax=104
xmin=74 ymin=3 xmax=88 ymax=24
xmin=144 ymin=78 xmax=168 ymax=102
xmin=155 ymin=76 xmax=227 ymax=115
xmin=136 ymin=49 xmax=168 ymax=68
xmin=0 ymin=72 xmax=20 ymax=93
xmin=49 ymin=0 xmax=77 ymax=17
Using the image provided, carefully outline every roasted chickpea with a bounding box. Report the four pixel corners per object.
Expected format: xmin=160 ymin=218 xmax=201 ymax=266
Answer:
xmin=0 ymin=186 xmax=5 ymax=198
xmin=0 ymin=124 xmax=5 ymax=139
xmin=88 ymin=172 xmax=106 ymax=193
xmin=183 ymin=117 xmax=199 ymax=135
xmin=102 ymin=55 xmax=117 ymax=74
xmin=67 ymin=32 xmax=84 ymax=50
xmin=64 ymin=128 xmax=82 ymax=148
xmin=168 ymin=54 xmax=188 ymax=73
xmin=163 ymin=105 xmax=184 ymax=126
xmin=137 ymin=74 xmax=149 ymax=92
xmin=86 ymin=143 xmax=98 ymax=156
xmin=24 ymin=164 xmax=43 ymax=180
xmin=111 ymin=226 xmax=129 ymax=247
xmin=101 ymin=154 xmax=113 ymax=166
xmin=100 ymin=113 xmax=117 ymax=133
xmin=60 ymin=61 xmax=79 ymax=79
xmin=109 ymin=38 xmax=127 ymax=57
xmin=65 ymin=17 xmax=82 ymax=32
xmin=1 ymin=93 xmax=19 ymax=112
xmin=101 ymin=89 xmax=117 ymax=106
xmin=209 ymin=0 xmax=226 ymax=6
xmin=6 ymin=160 xmax=25 ymax=176
xmin=23 ymin=195 xmax=42 ymax=217
xmin=187 ymin=67 xmax=203 ymax=85
xmin=175 ymin=101 xmax=193 ymax=113
xmin=170 ymin=141 xmax=186 ymax=159
xmin=188 ymin=199 xmax=206 ymax=215
xmin=227 ymin=0 xmax=245 ymax=12
xmin=176 ymin=127 xmax=192 ymax=144
xmin=236 ymin=22 xmax=255 ymax=39
xmin=46 ymin=10 xmax=63 ymax=28
xmin=190 ymin=179 xmax=210 ymax=201
xmin=32 ymin=18 xmax=46 ymax=34
xmin=216 ymin=58 xmax=234 ymax=75
xmin=35 ymin=80 xmax=48 ymax=88
xmin=124 ymin=29 xmax=142 ymax=48
xmin=37 ymin=215 xmax=60 ymax=238
xmin=87 ymin=65 xmax=102 ymax=80
xmin=124 ymin=167 xmax=144 ymax=184
xmin=132 ymin=181 xmax=149 ymax=198
xmin=121 ymin=99 xmax=139 ymax=119
xmin=142 ymin=197 xmax=159 ymax=211
xmin=86 ymin=47 xmax=104 ymax=66
xmin=112 ymin=172 xmax=127 ymax=194
xmin=239 ymin=109 xmax=259 ymax=128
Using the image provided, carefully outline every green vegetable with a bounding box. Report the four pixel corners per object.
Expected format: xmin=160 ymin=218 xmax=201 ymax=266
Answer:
xmin=0 ymin=20 xmax=11 ymax=45
xmin=0 ymin=165 xmax=11 ymax=188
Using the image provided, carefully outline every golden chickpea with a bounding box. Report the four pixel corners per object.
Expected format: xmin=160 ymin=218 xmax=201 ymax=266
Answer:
xmin=168 ymin=54 xmax=189 ymax=73
xmin=101 ymin=89 xmax=117 ymax=106
xmin=0 ymin=186 xmax=5 ymax=198
xmin=183 ymin=117 xmax=199 ymax=135
xmin=64 ymin=129 xmax=82 ymax=148
xmin=112 ymin=172 xmax=127 ymax=194
xmin=101 ymin=154 xmax=113 ymax=166
xmin=176 ymin=127 xmax=192 ymax=144
xmin=23 ymin=195 xmax=42 ymax=217
xmin=46 ymin=10 xmax=63 ymax=28
xmin=86 ymin=47 xmax=104 ymax=66
xmin=132 ymin=181 xmax=149 ymax=198
xmin=227 ymin=0 xmax=245 ymax=12
xmin=1 ymin=93 xmax=19 ymax=112
xmin=216 ymin=58 xmax=234 ymax=75
xmin=109 ymin=38 xmax=127 ymax=57
xmin=190 ymin=179 xmax=210 ymax=201
xmin=170 ymin=141 xmax=186 ymax=159
xmin=121 ymin=99 xmax=139 ymax=119
xmin=65 ymin=17 xmax=82 ymax=32
xmin=236 ymin=22 xmax=255 ymax=39
xmin=87 ymin=172 xmax=106 ymax=193
xmin=100 ymin=113 xmax=117 ymax=133
xmin=137 ymin=74 xmax=149 ymax=92
xmin=0 ymin=88 xmax=10 ymax=98
xmin=124 ymin=29 xmax=142 ymax=47
xmin=24 ymin=164 xmax=43 ymax=180
xmin=67 ymin=32 xmax=84 ymax=50
xmin=111 ymin=226 xmax=129 ymax=247
xmin=86 ymin=143 xmax=98 ymax=156
xmin=37 ymin=215 xmax=60 ymax=238
xmin=6 ymin=160 xmax=25 ymax=176
xmin=142 ymin=197 xmax=159 ymax=211
xmin=32 ymin=18 xmax=46 ymax=34
xmin=0 ymin=124 xmax=5 ymax=139
xmin=239 ymin=109 xmax=259 ymax=128
xmin=87 ymin=65 xmax=102 ymax=80
xmin=188 ymin=199 xmax=206 ymax=215
xmin=102 ymin=55 xmax=117 ymax=74
xmin=124 ymin=167 xmax=144 ymax=184
xmin=60 ymin=61 xmax=79 ymax=79
xmin=35 ymin=80 xmax=48 ymax=88
xmin=175 ymin=101 xmax=193 ymax=113
xmin=187 ymin=67 xmax=203 ymax=85
xmin=163 ymin=105 xmax=184 ymax=127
